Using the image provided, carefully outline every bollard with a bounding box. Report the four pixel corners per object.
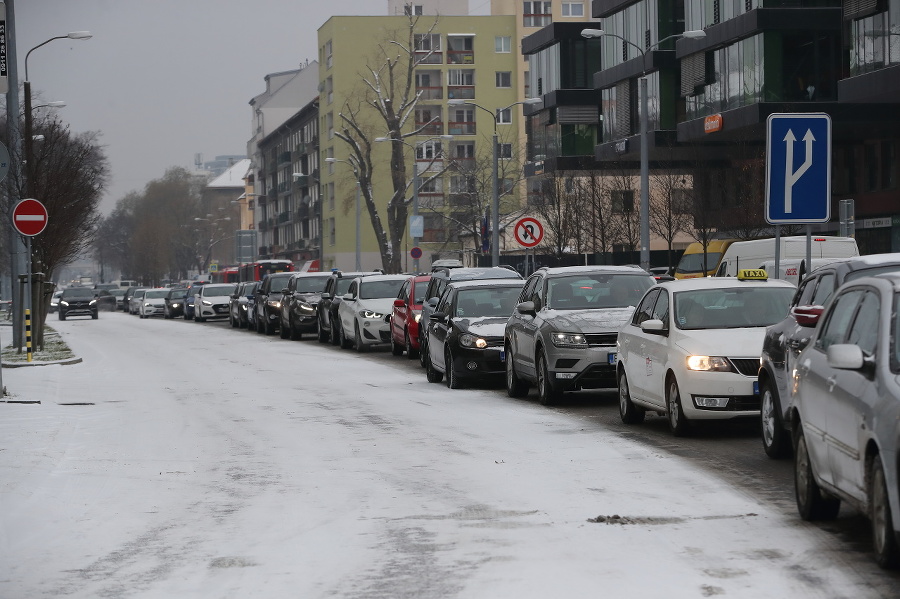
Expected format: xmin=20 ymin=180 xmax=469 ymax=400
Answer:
xmin=25 ymin=308 xmax=32 ymax=362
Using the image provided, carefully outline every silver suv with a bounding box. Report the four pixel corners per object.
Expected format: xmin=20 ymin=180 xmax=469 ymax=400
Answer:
xmin=504 ymin=266 xmax=656 ymax=404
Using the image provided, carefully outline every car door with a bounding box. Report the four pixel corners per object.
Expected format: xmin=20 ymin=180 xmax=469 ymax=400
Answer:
xmin=393 ymin=279 xmax=411 ymax=341
xmin=797 ymin=288 xmax=865 ymax=487
xmin=825 ymin=287 xmax=880 ymax=501
xmin=641 ymin=289 xmax=671 ymax=408
xmin=619 ymin=288 xmax=659 ymax=402
xmin=428 ymin=288 xmax=455 ymax=372
xmin=339 ymin=280 xmax=359 ymax=338
xmin=506 ymin=275 xmax=539 ymax=373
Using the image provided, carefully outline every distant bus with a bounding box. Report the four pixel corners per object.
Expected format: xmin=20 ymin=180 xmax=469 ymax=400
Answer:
xmin=239 ymin=260 xmax=294 ymax=282
xmin=211 ymin=267 xmax=240 ymax=284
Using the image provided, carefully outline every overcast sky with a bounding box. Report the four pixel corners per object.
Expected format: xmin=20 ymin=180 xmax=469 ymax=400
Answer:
xmin=14 ymin=1 xmax=491 ymax=214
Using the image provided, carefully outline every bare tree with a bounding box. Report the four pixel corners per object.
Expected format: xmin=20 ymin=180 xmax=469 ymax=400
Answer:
xmin=649 ymin=169 xmax=694 ymax=272
xmin=605 ymin=162 xmax=640 ymax=260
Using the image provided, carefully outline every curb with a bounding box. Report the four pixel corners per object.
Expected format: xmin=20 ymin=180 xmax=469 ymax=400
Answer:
xmin=2 ymin=357 xmax=82 ymax=368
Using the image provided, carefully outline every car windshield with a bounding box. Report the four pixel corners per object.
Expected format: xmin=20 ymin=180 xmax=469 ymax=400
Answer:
xmin=167 ymin=289 xmax=187 ymax=298
xmin=676 ymin=252 xmax=723 ymax=274
xmin=63 ymin=288 xmax=94 ymax=299
xmin=145 ymin=290 xmax=170 ymax=299
xmin=203 ymin=285 xmax=236 ymax=297
xmin=674 ymin=287 xmax=794 ymax=330
xmin=454 ymin=287 xmax=522 ymax=318
xmin=547 ymin=274 xmax=654 ymax=310
xmin=295 ymin=276 xmax=330 ymax=293
xmin=413 ymin=282 xmax=427 ymax=304
xmin=360 ymin=279 xmax=406 ymax=299
xmin=335 ymin=278 xmax=356 ymax=295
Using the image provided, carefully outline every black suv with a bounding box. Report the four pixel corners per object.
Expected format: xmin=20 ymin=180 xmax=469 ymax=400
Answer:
xmin=279 ymin=272 xmax=332 ymax=340
xmin=254 ymin=272 xmax=295 ymax=335
xmin=418 ymin=266 xmax=522 ymax=366
xmin=58 ymin=287 xmax=98 ymax=320
xmin=317 ymin=271 xmax=377 ymax=344
xmin=758 ymin=253 xmax=900 ymax=458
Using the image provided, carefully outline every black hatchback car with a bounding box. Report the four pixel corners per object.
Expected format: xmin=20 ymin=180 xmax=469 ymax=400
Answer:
xmin=758 ymin=253 xmax=900 ymax=458
xmin=58 ymin=287 xmax=98 ymax=320
xmin=164 ymin=287 xmax=188 ymax=319
xmin=280 ymin=272 xmax=332 ymax=340
xmin=424 ymin=278 xmax=525 ymax=389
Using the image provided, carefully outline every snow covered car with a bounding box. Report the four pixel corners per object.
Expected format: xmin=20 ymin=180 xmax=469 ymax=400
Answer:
xmin=139 ymin=288 xmax=170 ymax=318
xmin=336 ymin=274 xmax=409 ymax=352
xmin=616 ymin=270 xmax=794 ymax=436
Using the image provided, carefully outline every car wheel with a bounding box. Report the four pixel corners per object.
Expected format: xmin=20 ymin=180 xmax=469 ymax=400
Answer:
xmin=183 ymin=311 xmax=190 ymax=321
xmin=338 ymin=322 xmax=352 ymax=349
xmin=536 ymin=349 xmax=560 ymax=406
xmin=505 ymin=346 xmax=528 ymax=398
xmin=618 ymin=370 xmax=645 ymax=424
xmin=391 ymin=334 xmax=404 ymax=356
xmin=425 ymin=349 xmax=443 ymax=383
xmin=405 ymin=331 xmax=419 ymax=360
xmin=666 ymin=376 xmax=690 ymax=437
xmin=92 ymin=312 xmax=99 ymax=319
xmin=794 ymin=424 xmax=841 ymax=521
xmin=195 ymin=316 xmax=206 ymax=323
xmin=419 ymin=333 xmax=428 ymax=368
xmin=289 ymin=317 xmax=302 ymax=341
xmin=760 ymin=378 xmax=790 ymax=459
xmin=264 ymin=316 xmax=275 ymax=335
xmin=870 ymin=456 xmax=900 ymax=569
xmin=318 ymin=320 xmax=329 ymax=343
xmin=280 ymin=318 xmax=290 ymax=339
xmin=354 ymin=322 xmax=367 ymax=353
xmin=59 ymin=312 xmax=66 ymax=321
xmin=165 ymin=309 xmax=172 ymax=320
xmin=445 ymin=348 xmax=462 ymax=389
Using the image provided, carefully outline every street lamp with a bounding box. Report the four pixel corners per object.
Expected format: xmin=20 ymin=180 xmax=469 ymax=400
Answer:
xmin=373 ymin=135 xmax=453 ymax=272
xmin=447 ymin=98 xmax=541 ymax=267
xmin=581 ymin=27 xmax=705 ymax=271
xmin=324 ymin=158 xmax=362 ymax=270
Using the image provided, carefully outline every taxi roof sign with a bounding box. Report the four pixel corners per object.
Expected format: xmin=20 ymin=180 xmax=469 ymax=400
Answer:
xmin=737 ymin=269 xmax=768 ymax=281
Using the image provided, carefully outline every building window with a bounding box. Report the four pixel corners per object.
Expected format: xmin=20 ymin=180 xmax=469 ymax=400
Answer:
xmin=524 ymin=2 xmax=552 ymax=27
xmin=328 ymin=218 xmax=336 ymax=245
xmin=561 ymin=2 xmax=583 ymax=16
xmin=326 ymin=148 xmax=334 ymax=174
xmin=611 ymin=189 xmax=634 ymax=213
xmin=496 ymin=108 xmax=512 ymax=124
xmin=499 ymin=143 xmax=513 ymax=159
xmin=324 ymin=40 xmax=333 ymax=69
xmin=404 ymin=3 xmax=424 ymax=15
xmin=325 ymin=77 xmax=333 ymax=105
xmin=496 ymin=71 xmax=512 ymax=88
xmin=495 ymin=36 xmax=512 ymax=53
xmin=325 ymin=112 xmax=334 ymax=139
xmin=327 ymin=181 xmax=335 ymax=211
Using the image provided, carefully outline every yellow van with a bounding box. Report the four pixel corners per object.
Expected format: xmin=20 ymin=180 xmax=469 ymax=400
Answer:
xmin=674 ymin=239 xmax=736 ymax=279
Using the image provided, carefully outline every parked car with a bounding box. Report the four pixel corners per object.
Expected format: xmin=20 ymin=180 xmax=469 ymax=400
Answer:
xmin=164 ymin=287 xmax=188 ymax=319
xmin=616 ymin=270 xmax=794 ymax=436
xmin=389 ymin=274 xmax=430 ymax=358
xmin=108 ymin=288 xmax=127 ymax=311
xmin=48 ymin=289 xmax=63 ymax=313
xmin=128 ymin=289 xmax=148 ymax=315
xmin=194 ymin=283 xmax=237 ymax=322
xmin=316 ymin=271 xmax=376 ymax=345
xmin=229 ymin=282 xmax=258 ymax=329
xmin=183 ymin=284 xmax=204 ymax=321
xmin=424 ymin=278 xmax=525 ymax=388
xmin=93 ymin=289 xmax=118 ymax=312
xmin=122 ymin=286 xmax=143 ymax=312
xmin=758 ymin=253 xmax=900 ymax=458
xmin=58 ymin=287 xmax=99 ymax=320
xmin=336 ymin=274 xmax=409 ymax=352
xmin=790 ymin=273 xmax=900 ymax=569
xmin=504 ymin=265 xmax=656 ymax=405
xmin=254 ymin=272 xmax=295 ymax=335
xmin=279 ymin=272 xmax=332 ymax=340
xmin=139 ymin=288 xmax=170 ymax=318
xmin=419 ymin=266 xmax=523 ymax=367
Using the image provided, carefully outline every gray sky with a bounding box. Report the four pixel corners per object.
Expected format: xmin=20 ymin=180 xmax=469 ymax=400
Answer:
xmin=14 ymin=1 xmax=491 ymax=214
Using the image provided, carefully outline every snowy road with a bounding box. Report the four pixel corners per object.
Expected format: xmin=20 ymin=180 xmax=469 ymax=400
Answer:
xmin=1 ymin=312 xmax=897 ymax=598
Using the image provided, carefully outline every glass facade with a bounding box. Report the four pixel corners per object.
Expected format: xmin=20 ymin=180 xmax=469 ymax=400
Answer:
xmin=848 ymin=3 xmax=900 ymax=76
xmin=600 ymin=71 xmax=662 ymax=140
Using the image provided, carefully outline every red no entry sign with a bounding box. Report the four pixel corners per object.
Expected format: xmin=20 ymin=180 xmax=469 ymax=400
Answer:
xmin=514 ymin=217 xmax=544 ymax=248
xmin=12 ymin=199 xmax=48 ymax=236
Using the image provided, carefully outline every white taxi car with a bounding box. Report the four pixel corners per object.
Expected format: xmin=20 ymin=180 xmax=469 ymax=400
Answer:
xmin=616 ymin=270 xmax=794 ymax=436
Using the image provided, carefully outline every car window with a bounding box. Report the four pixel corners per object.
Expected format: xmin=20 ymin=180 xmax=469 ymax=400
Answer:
xmin=549 ymin=274 xmax=653 ymax=310
xmin=811 ymin=273 xmax=835 ymax=306
xmin=336 ymin=278 xmax=355 ymax=296
xmin=398 ymin=280 xmax=410 ymax=301
xmin=519 ymin=275 xmax=539 ymax=303
xmin=63 ymin=288 xmax=95 ymax=299
xmin=360 ymin=279 xmax=405 ymax=299
xmin=632 ymin=289 xmax=659 ymax=325
xmin=846 ymin=291 xmax=879 ymax=356
xmin=295 ymin=276 xmax=330 ymax=293
xmin=528 ymin=276 xmax=543 ymax=308
xmin=145 ymin=290 xmax=169 ymax=299
xmin=795 ymin=276 xmax=818 ymax=306
xmin=347 ymin=281 xmax=358 ymax=298
xmin=652 ymin=289 xmax=670 ymax=324
xmin=436 ymin=288 xmax=453 ymax=314
xmin=453 ymin=286 xmax=522 ymax=317
xmin=816 ymin=289 xmax=865 ymax=350
xmin=413 ymin=280 xmax=427 ymax=304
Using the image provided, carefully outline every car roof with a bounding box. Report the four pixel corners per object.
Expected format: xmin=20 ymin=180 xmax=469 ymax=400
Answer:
xmin=432 ymin=266 xmax=523 ymax=281
xmin=447 ymin=278 xmax=526 ymax=291
xmin=354 ymin=274 xmax=410 ymax=283
xmin=539 ymin=265 xmax=651 ymax=277
xmin=657 ymin=277 xmax=795 ymax=291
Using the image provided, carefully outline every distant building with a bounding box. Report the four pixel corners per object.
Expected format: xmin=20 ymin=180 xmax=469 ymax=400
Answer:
xmin=200 ymin=159 xmax=250 ymax=270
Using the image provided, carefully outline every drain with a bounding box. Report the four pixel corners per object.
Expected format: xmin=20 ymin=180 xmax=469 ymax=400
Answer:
xmin=58 ymin=402 xmax=95 ymax=406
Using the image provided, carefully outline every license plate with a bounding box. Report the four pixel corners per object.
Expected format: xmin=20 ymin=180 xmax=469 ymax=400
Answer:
xmin=499 ymin=350 xmax=506 ymax=362
xmin=607 ymin=353 xmax=618 ymax=365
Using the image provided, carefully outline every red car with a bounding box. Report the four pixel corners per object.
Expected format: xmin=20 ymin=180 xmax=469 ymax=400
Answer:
xmin=390 ymin=274 xmax=430 ymax=359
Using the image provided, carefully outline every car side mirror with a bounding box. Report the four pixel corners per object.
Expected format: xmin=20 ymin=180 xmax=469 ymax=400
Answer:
xmin=393 ymin=298 xmax=405 ymax=308
xmin=430 ymin=311 xmax=447 ymax=322
xmin=426 ymin=297 xmax=439 ymax=308
xmin=640 ymin=319 xmax=667 ymax=335
xmin=792 ymin=305 xmax=824 ymax=327
xmin=321 ymin=292 xmax=332 ymax=300
xmin=281 ymin=287 xmax=289 ymax=294
xmin=516 ymin=301 xmax=536 ymax=316
xmin=826 ymin=344 xmax=866 ymax=371
xmin=343 ymin=293 xmax=354 ymax=301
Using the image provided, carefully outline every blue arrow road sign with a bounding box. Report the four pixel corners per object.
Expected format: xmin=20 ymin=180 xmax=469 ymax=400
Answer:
xmin=765 ymin=113 xmax=831 ymax=224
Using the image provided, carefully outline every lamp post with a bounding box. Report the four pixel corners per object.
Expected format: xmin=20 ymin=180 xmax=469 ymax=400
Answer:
xmin=581 ymin=28 xmax=705 ymax=272
xmin=373 ymin=135 xmax=453 ymax=272
xmin=447 ymin=98 xmax=541 ymax=267
xmin=323 ymin=159 xmax=362 ymax=270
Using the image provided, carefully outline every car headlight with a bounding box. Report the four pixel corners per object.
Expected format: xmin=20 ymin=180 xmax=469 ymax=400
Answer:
xmin=360 ymin=310 xmax=383 ymax=319
xmin=172 ymin=302 xmax=181 ymax=308
xmin=459 ymin=333 xmax=488 ymax=349
xmin=685 ymin=356 xmax=733 ymax=372
xmin=144 ymin=302 xmax=152 ymax=307
xmin=551 ymin=332 xmax=588 ymax=348
xmin=267 ymin=300 xmax=281 ymax=308
xmin=413 ymin=311 xmax=422 ymax=323
xmin=240 ymin=305 xmax=247 ymax=311
xmin=202 ymin=300 xmax=212 ymax=306
xmin=89 ymin=299 xmax=97 ymax=306
xmin=298 ymin=301 xmax=315 ymax=313
xmin=60 ymin=300 xmax=69 ymax=307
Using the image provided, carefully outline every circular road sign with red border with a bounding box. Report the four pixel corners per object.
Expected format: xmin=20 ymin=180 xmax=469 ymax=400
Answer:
xmin=514 ymin=217 xmax=544 ymax=248
xmin=12 ymin=199 xmax=48 ymax=236
xmin=410 ymin=246 xmax=423 ymax=259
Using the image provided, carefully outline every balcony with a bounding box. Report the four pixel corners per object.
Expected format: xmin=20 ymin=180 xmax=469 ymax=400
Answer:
xmin=449 ymin=156 xmax=475 ymax=171
xmin=258 ymin=246 xmax=269 ymax=256
xmin=278 ymin=211 xmax=290 ymax=224
xmin=278 ymin=151 xmax=292 ymax=165
xmin=415 ymin=120 xmax=444 ymax=135
xmin=448 ymin=121 xmax=476 ymax=135
xmin=414 ymin=50 xmax=442 ymax=64
xmin=258 ymin=220 xmax=269 ymax=231
xmin=416 ymin=86 xmax=443 ymax=100
xmin=277 ymin=181 xmax=289 ymax=194
xmin=447 ymin=50 xmax=474 ymax=65
xmin=447 ymin=86 xmax=475 ymax=100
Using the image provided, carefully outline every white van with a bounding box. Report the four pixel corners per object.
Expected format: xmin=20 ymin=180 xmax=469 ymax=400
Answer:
xmin=757 ymin=257 xmax=851 ymax=286
xmin=714 ymin=236 xmax=859 ymax=278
